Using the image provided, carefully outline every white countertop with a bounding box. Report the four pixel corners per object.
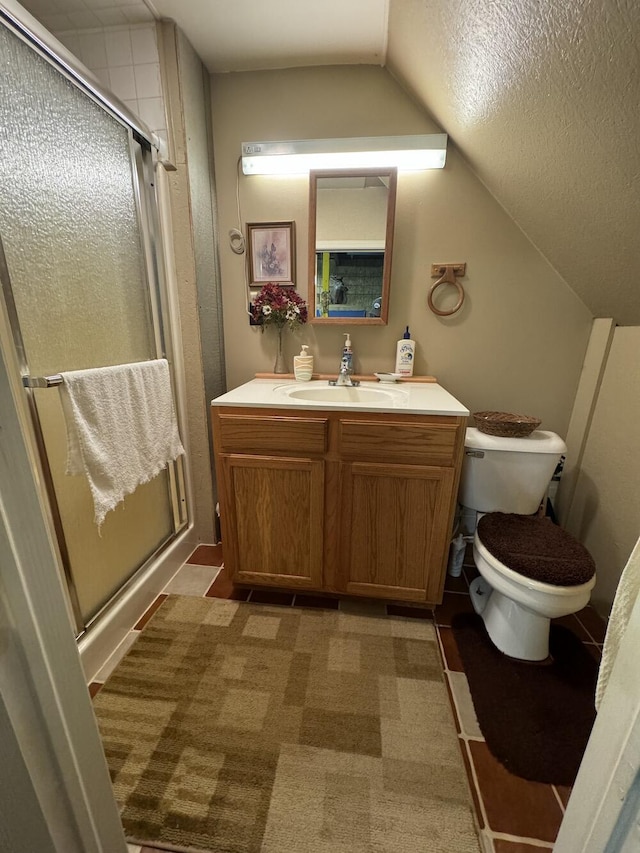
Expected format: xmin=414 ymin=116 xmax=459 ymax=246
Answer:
xmin=212 ymin=379 xmax=469 ymax=417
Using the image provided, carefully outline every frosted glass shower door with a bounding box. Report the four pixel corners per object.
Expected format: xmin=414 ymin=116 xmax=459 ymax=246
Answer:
xmin=0 ymin=22 xmax=182 ymax=629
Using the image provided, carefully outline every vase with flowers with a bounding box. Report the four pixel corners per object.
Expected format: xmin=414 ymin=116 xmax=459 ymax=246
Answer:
xmin=250 ymin=282 xmax=308 ymax=374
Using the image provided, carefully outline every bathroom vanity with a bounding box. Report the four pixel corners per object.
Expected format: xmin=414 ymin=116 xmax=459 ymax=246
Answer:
xmin=211 ymin=379 xmax=469 ymax=605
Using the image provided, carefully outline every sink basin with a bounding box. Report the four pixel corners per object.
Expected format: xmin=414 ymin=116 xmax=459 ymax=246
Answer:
xmin=282 ymin=384 xmax=405 ymax=404
xmin=212 ymin=378 xmax=470 ymax=416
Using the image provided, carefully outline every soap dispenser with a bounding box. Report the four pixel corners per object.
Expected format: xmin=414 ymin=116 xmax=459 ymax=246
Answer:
xmin=342 ymin=333 xmax=354 ymax=372
xmin=294 ymin=344 xmax=314 ymax=381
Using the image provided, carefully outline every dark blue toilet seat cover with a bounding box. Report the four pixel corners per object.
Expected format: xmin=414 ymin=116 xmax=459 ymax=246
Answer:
xmin=477 ymin=513 xmax=596 ymax=586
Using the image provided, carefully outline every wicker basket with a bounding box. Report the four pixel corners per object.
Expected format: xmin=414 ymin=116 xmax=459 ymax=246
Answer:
xmin=473 ymin=411 xmax=542 ymax=438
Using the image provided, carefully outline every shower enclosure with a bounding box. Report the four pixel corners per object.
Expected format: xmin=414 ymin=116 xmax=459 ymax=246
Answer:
xmin=0 ymin=5 xmax=188 ymax=636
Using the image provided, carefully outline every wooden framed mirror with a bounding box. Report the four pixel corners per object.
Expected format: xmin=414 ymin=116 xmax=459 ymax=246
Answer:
xmin=308 ymin=167 xmax=397 ymax=324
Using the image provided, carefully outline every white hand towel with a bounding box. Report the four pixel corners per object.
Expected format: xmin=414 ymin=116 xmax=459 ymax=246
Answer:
xmin=60 ymin=359 xmax=185 ymax=528
xmin=595 ymin=533 xmax=640 ymax=710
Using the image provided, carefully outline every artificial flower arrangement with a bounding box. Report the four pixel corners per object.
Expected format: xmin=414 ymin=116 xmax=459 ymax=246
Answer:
xmin=250 ymin=283 xmax=308 ymax=373
xmin=250 ymin=282 xmax=308 ymax=330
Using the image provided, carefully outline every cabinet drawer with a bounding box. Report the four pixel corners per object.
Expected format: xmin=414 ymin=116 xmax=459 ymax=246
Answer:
xmin=339 ymin=419 xmax=459 ymax=465
xmin=216 ymin=414 xmax=327 ymax=455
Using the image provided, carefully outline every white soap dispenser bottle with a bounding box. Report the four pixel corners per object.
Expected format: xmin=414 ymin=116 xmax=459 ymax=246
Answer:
xmin=395 ymin=326 xmax=415 ymax=377
xmin=294 ymin=344 xmax=314 ymax=381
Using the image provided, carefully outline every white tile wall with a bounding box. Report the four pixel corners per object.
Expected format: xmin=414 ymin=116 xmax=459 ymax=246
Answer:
xmin=110 ymin=64 xmax=137 ymax=100
xmin=105 ymin=28 xmax=133 ymax=66
xmin=130 ymin=25 xmax=158 ymax=62
xmin=136 ymin=96 xmax=165 ymax=131
xmin=79 ymin=30 xmax=107 ymax=66
xmin=54 ymin=22 xmax=166 ymax=138
xmin=35 ymin=0 xmax=154 ymax=34
xmin=134 ymin=63 xmax=161 ymax=98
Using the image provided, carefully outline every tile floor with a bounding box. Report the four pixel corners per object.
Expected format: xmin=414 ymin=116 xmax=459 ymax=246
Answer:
xmin=436 ymin=549 xmax=605 ymax=853
xmin=93 ymin=542 xmax=606 ymax=853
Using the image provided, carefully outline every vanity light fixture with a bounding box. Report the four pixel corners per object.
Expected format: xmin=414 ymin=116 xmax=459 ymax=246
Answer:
xmin=241 ymin=133 xmax=447 ymax=175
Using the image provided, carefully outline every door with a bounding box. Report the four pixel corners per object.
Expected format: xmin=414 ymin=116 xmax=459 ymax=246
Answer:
xmin=0 ymin=18 xmax=185 ymax=633
xmin=339 ymin=461 xmax=456 ymax=602
xmin=554 ymin=535 xmax=640 ymax=853
xmin=220 ymin=454 xmax=324 ymax=589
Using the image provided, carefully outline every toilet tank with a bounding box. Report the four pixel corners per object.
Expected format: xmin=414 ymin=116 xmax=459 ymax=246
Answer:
xmin=458 ymin=428 xmax=566 ymax=515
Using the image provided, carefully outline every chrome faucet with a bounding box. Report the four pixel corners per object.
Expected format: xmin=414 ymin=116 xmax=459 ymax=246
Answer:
xmin=330 ymin=333 xmax=359 ymax=387
xmin=333 ymin=357 xmax=358 ymax=386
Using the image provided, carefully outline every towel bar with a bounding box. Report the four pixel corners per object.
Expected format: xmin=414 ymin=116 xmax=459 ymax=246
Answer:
xmin=23 ymin=359 xmax=167 ymax=389
xmin=23 ymin=374 xmax=63 ymax=388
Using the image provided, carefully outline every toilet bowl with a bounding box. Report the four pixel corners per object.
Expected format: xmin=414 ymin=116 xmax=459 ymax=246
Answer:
xmin=470 ymin=526 xmax=596 ymax=660
xmin=458 ymin=428 xmax=596 ymax=661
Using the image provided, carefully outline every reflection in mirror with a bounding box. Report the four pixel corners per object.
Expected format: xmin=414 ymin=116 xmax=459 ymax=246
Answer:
xmin=308 ymin=168 xmax=397 ymax=324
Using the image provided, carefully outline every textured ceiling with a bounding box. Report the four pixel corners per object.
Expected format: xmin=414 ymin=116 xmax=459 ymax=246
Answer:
xmin=386 ymin=0 xmax=640 ymax=325
xmin=16 ymin=0 xmax=640 ymax=323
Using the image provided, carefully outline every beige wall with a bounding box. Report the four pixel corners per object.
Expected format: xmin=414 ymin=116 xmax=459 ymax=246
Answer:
xmin=565 ymin=326 xmax=640 ymax=617
xmin=556 ymin=318 xmax=615 ymax=528
xmin=211 ymin=65 xmax=592 ymax=435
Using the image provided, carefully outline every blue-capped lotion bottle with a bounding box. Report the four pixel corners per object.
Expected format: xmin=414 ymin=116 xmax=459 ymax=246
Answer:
xmin=395 ymin=326 xmax=415 ymax=376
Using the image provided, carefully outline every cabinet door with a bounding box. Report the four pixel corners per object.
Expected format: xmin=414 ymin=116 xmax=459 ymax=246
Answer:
xmin=219 ymin=454 xmax=324 ymax=589
xmin=339 ymin=461 xmax=456 ymax=603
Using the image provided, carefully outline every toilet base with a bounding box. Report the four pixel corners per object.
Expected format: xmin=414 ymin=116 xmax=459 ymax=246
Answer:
xmin=469 ymin=577 xmax=551 ymax=661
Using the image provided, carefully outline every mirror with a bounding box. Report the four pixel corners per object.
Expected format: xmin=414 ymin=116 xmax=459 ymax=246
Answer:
xmin=308 ymin=167 xmax=397 ymax=324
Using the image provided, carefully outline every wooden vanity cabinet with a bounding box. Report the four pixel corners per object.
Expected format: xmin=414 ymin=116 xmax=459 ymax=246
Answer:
xmin=335 ymin=419 xmax=462 ymax=603
xmin=211 ymin=407 xmax=466 ymax=605
xmin=212 ymin=412 xmax=327 ymax=590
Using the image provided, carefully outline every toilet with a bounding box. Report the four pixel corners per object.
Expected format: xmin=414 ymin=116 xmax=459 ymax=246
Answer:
xmin=458 ymin=428 xmax=596 ymax=661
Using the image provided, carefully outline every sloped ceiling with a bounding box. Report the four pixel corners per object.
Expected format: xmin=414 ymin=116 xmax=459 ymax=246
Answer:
xmin=386 ymin=0 xmax=640 ymax=325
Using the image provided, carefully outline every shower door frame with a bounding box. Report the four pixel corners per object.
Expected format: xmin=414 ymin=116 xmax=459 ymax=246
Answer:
xmin=0 ymin=2 xmax=189 ymax=638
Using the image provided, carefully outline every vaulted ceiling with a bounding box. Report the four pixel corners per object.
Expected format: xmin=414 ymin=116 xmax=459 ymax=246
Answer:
xmin=18 ymin=0 xmax=640 ymax=324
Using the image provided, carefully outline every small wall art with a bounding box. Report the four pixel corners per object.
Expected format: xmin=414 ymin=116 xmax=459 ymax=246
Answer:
xmin=246 ymin=221 xmax=295 ymax=286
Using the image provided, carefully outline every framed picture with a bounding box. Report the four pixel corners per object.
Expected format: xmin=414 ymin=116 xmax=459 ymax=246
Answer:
xmin=247 ymin=221 xmax=295 ymax=286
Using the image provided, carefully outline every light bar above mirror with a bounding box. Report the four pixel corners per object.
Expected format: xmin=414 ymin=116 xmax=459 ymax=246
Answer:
xmin=241 ymin=134 xmax=447 ymax=175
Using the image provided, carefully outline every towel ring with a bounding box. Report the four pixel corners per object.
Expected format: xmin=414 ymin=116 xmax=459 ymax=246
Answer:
xmin=428 ymin=263 xmax=466 ymax=316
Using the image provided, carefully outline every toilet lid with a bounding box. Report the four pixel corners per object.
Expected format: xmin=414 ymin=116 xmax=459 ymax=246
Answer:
xmin=477 ymin=513 xmax=596 ymax=587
